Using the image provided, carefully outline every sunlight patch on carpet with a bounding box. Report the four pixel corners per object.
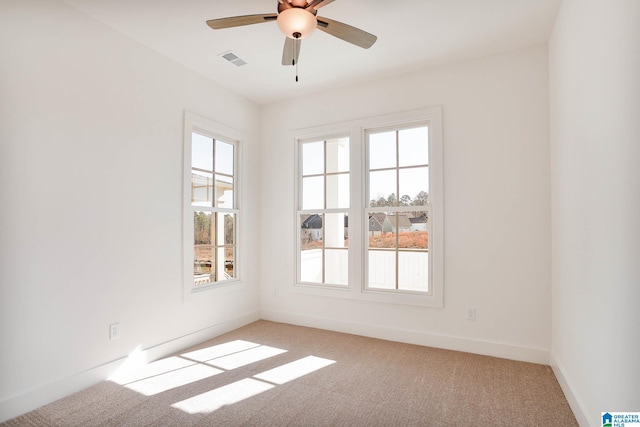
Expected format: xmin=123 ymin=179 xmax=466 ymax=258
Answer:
xmin=253 ymin=355 xmax=336 ymax=385
xmin=124 ymin=363 xmax=223 ymax=396
xmin=172 ymin=378 xmax=274 ymax=414
xmin=181 ymin=340 xmax=261 ymax=362
xmin=109 ymin=355 xmax=196 ymax=385
xmin=171 ymin=354 xmax=336 ymax=414
xmin=204 ymin=345 xmax=288 ymax=370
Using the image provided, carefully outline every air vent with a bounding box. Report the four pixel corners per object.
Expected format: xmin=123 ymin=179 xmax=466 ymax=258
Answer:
xmin=219 ymin=51 xmax=247 ymax=67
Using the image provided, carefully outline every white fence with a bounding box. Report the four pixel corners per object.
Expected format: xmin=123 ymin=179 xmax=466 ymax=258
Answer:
xmin=300 ymin=249 xmax=428 ymax=291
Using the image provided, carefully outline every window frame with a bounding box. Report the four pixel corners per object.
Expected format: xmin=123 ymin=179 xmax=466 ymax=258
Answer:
xmin=364 ymin=122 xmax=431 ymax=295
xmin=292 ymin=107 xmax=444 ymax=308
xmin=296 ymin=134 xmax=351 ymax=288
xmin=183 ymin=111 xmax=243 ymax=298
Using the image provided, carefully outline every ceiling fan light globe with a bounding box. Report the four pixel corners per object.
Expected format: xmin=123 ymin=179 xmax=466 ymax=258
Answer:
xmin=277 ymin=8 xmax=316 ymax=39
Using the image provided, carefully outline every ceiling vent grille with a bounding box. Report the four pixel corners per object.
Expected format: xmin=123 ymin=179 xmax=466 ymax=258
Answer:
xmin=219 ymin=51 xmax=247 ymax=67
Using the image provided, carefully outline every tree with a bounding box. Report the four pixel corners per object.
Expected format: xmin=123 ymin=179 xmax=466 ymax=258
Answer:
xmin=411 ymin=191 xmax=429 ymax=206
xmin=400 ymin=194 xmax=412 ymax=206
xmin=224 ymin=214 xmax=234 ymax=245
xmin=386 ymin=193 xmax=397 ymax=206
xmin=370 ymin=195 xmax=388 ymax=207
xmin=194 ymin=212 xmax=211 ymax=244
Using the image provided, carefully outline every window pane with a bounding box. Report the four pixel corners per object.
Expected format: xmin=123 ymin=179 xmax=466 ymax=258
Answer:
xmin=192 ymin=133 xmax=213 ymax=171
xmin=325 ymin=213 xmax=347 ymax=248
xmin=223 ymin=213 xmax=235 ymax=245
xmin=300 ymin=214 xmax=323 ymax=250
xmin=369 ymin=131 xmax=396 ymax=170
xmin=399 ymin=127 xmax=428 ymax=167
xmin=216 ymin=247 xmax=227 ymax=280
xmin=369 ymin=170 xmax=396 ymax=207
xmin=326 ymin=137 xmax=349 ymax=174
xmin=302 ymin=176 xmax=324 ymax=209
xmin=368 ymin=250 xmax=396 ymax=289
xmin=224 ymin=247 xmax=235 ymax=278
xmin=215 ymin=175 xmax=234 ymax=208
xmin=399 ymin=167 xmax=428 ymax=207
xmin=194 ymin=211 xmax=214 ymax=285
xmin=302 ymin=141 xmax=324 ymax=176
xmin=368 ymin=212 xmax=388 ymax=245
xmin=194 ymin=249 xmax=214 ymax=285
xmin=215 ymin=140 xmax=234 ymax=175
xmin=326 ymin=173 xmax=349 ymax=209
xmin=192 ymin=171 xmax=213 ymax=207
xmin=300 ymin=214 xmax=323 ymax=283
xmin=368 ymin=212 xmax=397 ymax=248
xmin=194 ymin=211 xmax=213 ymax=245
xmin=404 ymin=213 xmax=428 ymax=249
xmin=300 ymin=248 xmax=322 ymax=283
xmin=398 ymin=252 xmax=428 ymax=292
xmin=214 ymin=213 xmax=235 ymax=246
xmin=325 ymin=249 xmax=348 ymax=285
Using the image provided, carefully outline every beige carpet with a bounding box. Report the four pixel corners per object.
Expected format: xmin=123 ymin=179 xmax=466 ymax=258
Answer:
xmin=2 ymin=320 xmax=577 ymax=426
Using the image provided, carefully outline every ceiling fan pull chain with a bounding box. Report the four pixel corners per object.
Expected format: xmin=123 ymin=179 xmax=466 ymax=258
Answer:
xmin=293 ymin=33 xmax=301 ymax=82
xmin=292 ymin=36 xmax=296 ymax=66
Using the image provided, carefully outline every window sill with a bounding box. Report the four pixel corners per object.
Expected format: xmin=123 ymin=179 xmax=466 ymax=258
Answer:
xmin=184 ymin=279 xmax=246 ymax=301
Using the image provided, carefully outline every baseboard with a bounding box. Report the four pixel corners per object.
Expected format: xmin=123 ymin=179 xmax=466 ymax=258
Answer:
xmin=260 ymin=308 xmax=550 ymax=364
xmin=0 ymin=310 xmax=260 ymax=423
xmin=550 ymin=352 xmax=591 ymax=427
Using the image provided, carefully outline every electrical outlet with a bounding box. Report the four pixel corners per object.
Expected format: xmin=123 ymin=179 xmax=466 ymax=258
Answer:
xmin=466 ymin=307 xmax=476 ymax=321
xmin=109 ymin=323 xmax=121 ymax=340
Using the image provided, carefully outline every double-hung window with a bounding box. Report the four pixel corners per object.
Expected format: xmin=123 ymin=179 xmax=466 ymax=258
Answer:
xmin=184 ymin=112 xmax=239 ymax=292
xmin=365 ymin=124 xmax=430 ymax=293
xmin=297 ymin=136 xmax=350 ymax=286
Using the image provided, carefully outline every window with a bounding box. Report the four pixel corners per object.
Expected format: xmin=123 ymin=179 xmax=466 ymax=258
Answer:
xmin=366 ymin=125 xmax=430 ymax=293
xmin=297 ymin=136 xmax=350 ymax=286
xmin=184 ymin=112 xmax=240 ymax=292
xmin=293 ymin=108 xmax=443 ymax=307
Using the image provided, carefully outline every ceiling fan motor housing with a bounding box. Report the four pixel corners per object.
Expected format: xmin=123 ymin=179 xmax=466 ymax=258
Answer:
xmin=277 ymin=5 xmax=317 ymax=39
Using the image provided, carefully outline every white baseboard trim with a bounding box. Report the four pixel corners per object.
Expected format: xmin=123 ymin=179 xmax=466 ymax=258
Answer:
xmin=550 ymin=352 xmax=590 ymax=427
xmin=260 ymin=308 xmax=550 ymax=365
xmin=0 ymin=311 xmax=260 ymax=423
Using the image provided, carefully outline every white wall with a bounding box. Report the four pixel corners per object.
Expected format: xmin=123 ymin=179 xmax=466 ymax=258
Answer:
xmin=0 ymin=0 xmax=261 ymax=420
xmin=259 ymin=46 xmax=552 ymax=363
xmin=549 ymin=0 xmax=640 ymax=425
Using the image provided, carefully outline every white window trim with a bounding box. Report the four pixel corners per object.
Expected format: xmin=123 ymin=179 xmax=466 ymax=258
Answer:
xmin=296 ymin=133 xmax=351 ymax=287
xmin=292 ymin=107 xmax=444 ymax=308
xmin=183 ymin=111 xmax=245 ymax=300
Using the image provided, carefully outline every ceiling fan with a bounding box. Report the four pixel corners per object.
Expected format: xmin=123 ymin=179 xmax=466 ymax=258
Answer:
xmin=206 ymin=0 xmax=377 ymax=69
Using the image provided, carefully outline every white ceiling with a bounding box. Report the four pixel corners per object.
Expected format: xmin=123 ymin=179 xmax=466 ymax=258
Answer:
xmin=63 ymin=0 xmax=560 ymax=105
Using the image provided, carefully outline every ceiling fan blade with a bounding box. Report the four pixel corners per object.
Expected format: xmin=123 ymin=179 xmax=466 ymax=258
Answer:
xmin=206 ymin=14 xmax=277 ymax=30
xmin=282 ymin=37 xmax=301 ymax=66
xmin=316 ymin=16 xmax=377 ymax=49
xmin=306 ymin=0 xmax=336 ymax=10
